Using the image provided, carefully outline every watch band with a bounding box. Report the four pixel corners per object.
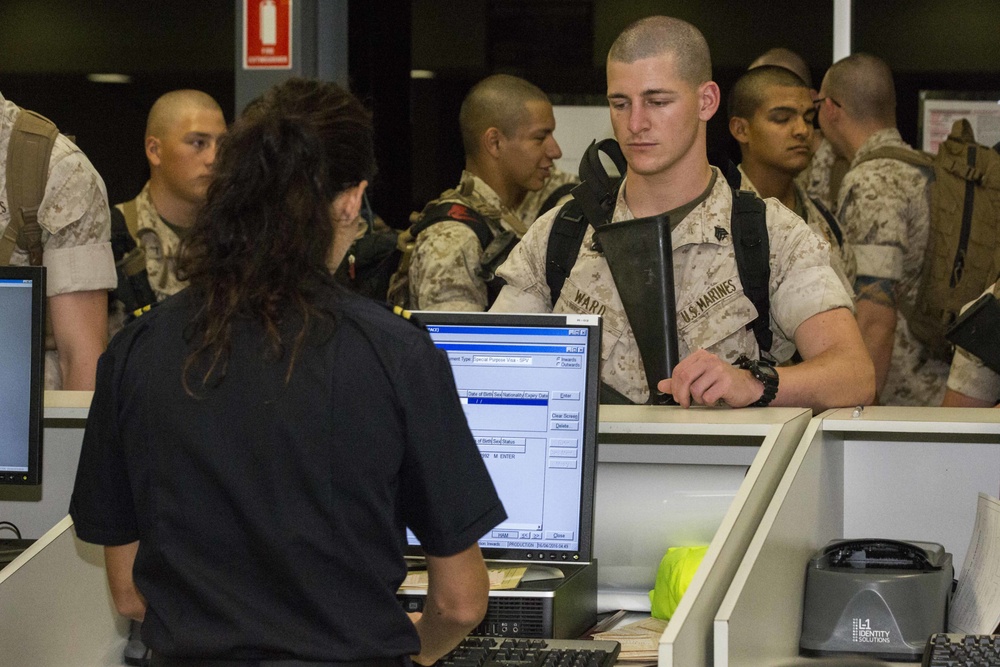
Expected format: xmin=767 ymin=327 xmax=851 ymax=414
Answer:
xmin=736 ymin=355 xmax=779 ymax=407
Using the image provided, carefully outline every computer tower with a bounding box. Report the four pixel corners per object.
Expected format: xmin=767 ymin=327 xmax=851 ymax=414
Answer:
xmin=398 ymin=561 xmax=597 ymax=639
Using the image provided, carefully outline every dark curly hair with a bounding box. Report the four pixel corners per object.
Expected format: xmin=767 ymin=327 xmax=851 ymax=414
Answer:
xmin=176 ymin=78 xmax=377 ymax=394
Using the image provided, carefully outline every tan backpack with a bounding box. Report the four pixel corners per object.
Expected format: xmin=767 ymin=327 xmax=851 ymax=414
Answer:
xmin=0 ymin=109 xmax=60 ymax=267
xmin=854 ymin=119 xmax=1000 ymax=361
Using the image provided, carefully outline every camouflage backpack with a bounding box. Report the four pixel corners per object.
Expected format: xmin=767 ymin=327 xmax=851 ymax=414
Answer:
xmin=855 ymin=119 xmax=1000 ymax=360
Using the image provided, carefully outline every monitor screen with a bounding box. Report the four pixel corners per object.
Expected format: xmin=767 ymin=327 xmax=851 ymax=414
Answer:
xmin=0 ymin=266 xmax=45 ymax=485
xmin=408 ymin=311 xmax=601 ymax=564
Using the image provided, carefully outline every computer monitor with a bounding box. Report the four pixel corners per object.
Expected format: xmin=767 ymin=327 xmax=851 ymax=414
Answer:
xmin=408 ymin=311 xmax=602 ymax=564
xmin=0 ymin=266 xmax=45 ymax=485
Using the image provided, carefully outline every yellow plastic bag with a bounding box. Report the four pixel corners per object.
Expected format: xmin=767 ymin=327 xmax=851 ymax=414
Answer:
xmin=648 ymin=545 xmax=708 ymax=620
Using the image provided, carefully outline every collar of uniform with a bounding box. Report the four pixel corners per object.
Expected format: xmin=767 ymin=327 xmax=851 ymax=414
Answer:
xmin=850 ymin=127 xmax=906 ymax=168
xmin=459 ymin=169 xmax=507 ymax=212
xmin=736 ymin=164 xmax=761 ymax=196
xmin=740 ymin=164 xmax=809 ymax=218
xmin=133 ymin=181 xmax=186 ymax=244
xmin=613 ymin=166 xmax=733 ymax=248
xmin=133 ymin=181 xmax=161 ymax=234
xmin=458 ymin=169 xmax=527 ymax=236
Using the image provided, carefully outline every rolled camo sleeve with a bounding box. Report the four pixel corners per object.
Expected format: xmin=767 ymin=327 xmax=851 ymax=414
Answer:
xmin=767 ymin=200 xmax=854 ymax=343
xmin=38 ymin=138 xmax=115 ymax=296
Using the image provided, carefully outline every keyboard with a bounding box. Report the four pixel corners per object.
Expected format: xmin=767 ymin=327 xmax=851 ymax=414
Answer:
xmin=438 ymin=637 xmax=620 ymax=667
xmin=922 ymin=633 xmax=1000 ymax=666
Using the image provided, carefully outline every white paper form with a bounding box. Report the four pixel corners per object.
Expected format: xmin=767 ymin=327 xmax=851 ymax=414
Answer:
xmin=949 ymin=493 xmax=1000 ymax=634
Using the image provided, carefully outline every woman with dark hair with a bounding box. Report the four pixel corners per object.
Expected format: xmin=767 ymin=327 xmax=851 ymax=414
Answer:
xmin=70 ymin=78 xmax=505 ymax=666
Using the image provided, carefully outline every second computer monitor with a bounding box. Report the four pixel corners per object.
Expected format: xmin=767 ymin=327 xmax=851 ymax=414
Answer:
xmin=409 ymin=311 xmax=602 ymax=564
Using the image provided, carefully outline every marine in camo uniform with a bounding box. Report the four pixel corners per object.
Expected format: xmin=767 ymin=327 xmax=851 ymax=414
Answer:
xmin=493 ymin=16 xmax=874 ymax=411
xmin=408 ymin=74 xmax=562 ymax=311
xmin=0 ymin=91 xmax=116 ymax=390
xmin=818 ymin=54 xmax=948 ymax=406
xmin=942 ymin=281 xmax=1000 ymax=408
xmin=116 ymin=90 xmax=227 ymax=303
xmin=727 ymin=65 xmax=857 ymax=295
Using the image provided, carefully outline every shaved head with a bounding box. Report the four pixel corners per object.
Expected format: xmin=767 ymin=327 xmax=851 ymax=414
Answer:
xmin=749 ymin=48 xmax=812 ymax=88
xmin=459 ymin=74 xmax=551 ymax=157
xmin=729 ymin=65 xmax=809 ymax=120
xmin=146 ymin=89 xmax=224 ymax=139
xmin=607 ymin=15 xmax=712 ymax=85
xmin=824 ymin=53 xmax=896 ymax=125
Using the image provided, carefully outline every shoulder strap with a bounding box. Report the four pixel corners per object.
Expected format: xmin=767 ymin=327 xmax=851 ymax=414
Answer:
xmin=571 ymin=139 xmax=626 ymax=233
xmin=121 ymin=198 xmax=140 ymax=241
xmin=2 ymin=109 xmax=59 ymax=266
xmin=730 ymin=190 xmax=773 ymax=356
xmin=809 ymin=196 xmax=844 ymax=248
xmin=411 ymin=201 xmax=494 ymax=249
xmin=545 ymin=198 xmax=590 ymax=306
xmin=854 ymin=145 xmax=934 ymax=169
xmin=708 ymin=149 xmax=742 ymax=190
xmin=536 ymin=181 xmax=577 ymax=219
xmin=544 ymin=139 xmax=627 ymax=306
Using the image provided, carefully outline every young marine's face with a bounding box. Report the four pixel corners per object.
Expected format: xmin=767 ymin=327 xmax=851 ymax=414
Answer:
xmin=149 ymin=107 xmax=228 ymax=205
xmin=498 ymin=100 xmax=563 ymax=195
xmin=606 ymin=52 xmax=712 ymax=178
xmin=742 ymin=85 xmax=816 ymax=176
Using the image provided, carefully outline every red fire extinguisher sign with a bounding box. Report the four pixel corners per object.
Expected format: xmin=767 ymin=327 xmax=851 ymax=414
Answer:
xmin=244 ymin=0 xmax=292 ymax=69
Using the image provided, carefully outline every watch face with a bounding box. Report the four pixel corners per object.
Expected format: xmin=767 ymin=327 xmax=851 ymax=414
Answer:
xmin=756 ymin=363 xmax=779 ymax=382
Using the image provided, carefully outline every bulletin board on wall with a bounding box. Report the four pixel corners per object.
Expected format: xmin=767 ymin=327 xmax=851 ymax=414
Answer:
xmin=919 ymin=90 xmax=1000 ymax=152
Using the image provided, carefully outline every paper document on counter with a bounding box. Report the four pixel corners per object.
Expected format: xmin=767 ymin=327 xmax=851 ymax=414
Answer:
xmin=949 ymin=492 xmax=1000 ymax=634
xmin=399 ymin=566 xmax=527 ymax=591
xmin=593 ymin=616 xmax=666 ymax=662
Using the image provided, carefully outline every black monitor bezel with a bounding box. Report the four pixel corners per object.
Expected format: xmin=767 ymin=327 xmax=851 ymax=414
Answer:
xmin=0 ymin=265 xmax=45 ymax=485
xmin=408 ymin=310 xmax=601 ymax=565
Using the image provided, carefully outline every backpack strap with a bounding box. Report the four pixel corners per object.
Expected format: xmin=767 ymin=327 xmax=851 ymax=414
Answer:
xmin=121 ymin=197 xmax=140 ymax=241
xmin=854 ymin=145 xmax=935 ymax=170
xmin=536 ymin=181 xmax=577 ymax=219
xmin=708 ymin=149 xmax=742 ymax=190
xmin=2 ymin=109 xmax=59 ymax=267
xmin=410 ymin=201 xmax=493 ymax=249
xmin=544 ymin=140 xmax=627 ymax=305
xmin=571 ymin=139 xmax=626 ymax=233
xmin=545 ymin=198 xmax=590 ymax=306
xmin=809 ymin=196 xmax=844 ymax=248
xmin=730 ymin=190 xmax=773 ymax=357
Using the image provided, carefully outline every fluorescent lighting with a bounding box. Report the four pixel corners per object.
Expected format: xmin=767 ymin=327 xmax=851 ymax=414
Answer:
xmin=410 ymin=70 xmax=436 ymax=80
xmin=87 ymin=74 xmax=132 ymax=84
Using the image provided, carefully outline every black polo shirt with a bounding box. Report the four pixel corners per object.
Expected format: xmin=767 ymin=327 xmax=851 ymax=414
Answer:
xmin=70 ymin=288 xmax=505 ymax=661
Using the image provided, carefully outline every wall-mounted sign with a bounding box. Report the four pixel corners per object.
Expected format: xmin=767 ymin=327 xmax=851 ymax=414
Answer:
xmin=243 ymin=0 xmax=292 ymax=70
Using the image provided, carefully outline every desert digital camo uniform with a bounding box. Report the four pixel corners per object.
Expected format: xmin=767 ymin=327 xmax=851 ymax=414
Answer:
xmin=409 ymin=170 xmax=527 ymax=311
xmin=0 ymin=92 xmax=116 ymax=389
xmin=493 ymin=168 xmax=853 ymax=403
xmin=738 ymin=165 xmax=856 ymax=295
xmin=116 ymin=182 xmax=187 ymax=303
xmin=946 ymin=281 xmax=1000 ymax=404
xmin=515 ymin=166 xmax=579 ymax=225
xmin=836 ymin=128 xmax=949 ymax=406
xmin=800 ymin=137 xmax=836 ymax=211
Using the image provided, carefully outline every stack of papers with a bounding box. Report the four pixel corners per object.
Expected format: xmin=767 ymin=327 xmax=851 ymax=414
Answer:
xmin=593 ymin=616 xmax=667 ymax=663
xmin=399 ymin=566 xmax=527 ymax=591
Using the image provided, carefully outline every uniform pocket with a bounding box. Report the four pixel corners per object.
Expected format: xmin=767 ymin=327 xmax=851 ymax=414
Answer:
xmin=676 ymin=289 xmax=758 ymax=360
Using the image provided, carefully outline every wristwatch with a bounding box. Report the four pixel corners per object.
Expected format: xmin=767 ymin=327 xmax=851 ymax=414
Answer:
xmin=736 ymin=355 xmax=779 ymax=407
